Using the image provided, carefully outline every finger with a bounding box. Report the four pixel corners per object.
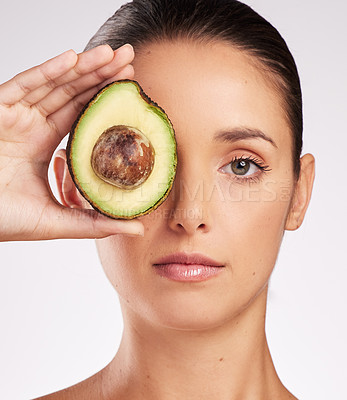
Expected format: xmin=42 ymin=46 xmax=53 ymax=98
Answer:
xmin=92 ymin=44 xmax=134 ymax=78
xmin=46 ymin=205 xmax=145 ymax=240
xmin=33 ymin=45 xmax=134 ymax=117
xmin=22 ymin=44 xmax=126 ymax=106
xmin=0 ymin=50 xmax=78 ymax=105
xmin=94 ymin=63 xmax=135 ymax=88
xmin=57 ymin=43 xmax=134 ymax=86
xmin=48 ymin=64 xmax=135 ymax=139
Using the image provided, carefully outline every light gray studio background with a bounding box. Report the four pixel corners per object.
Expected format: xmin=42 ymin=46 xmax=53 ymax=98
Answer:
xmin=0 ymin=1 xmax=346 ymax=399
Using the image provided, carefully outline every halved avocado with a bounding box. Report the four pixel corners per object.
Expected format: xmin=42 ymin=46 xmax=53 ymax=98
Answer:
xmin=66 ymin=79 xmax=177 ymax=219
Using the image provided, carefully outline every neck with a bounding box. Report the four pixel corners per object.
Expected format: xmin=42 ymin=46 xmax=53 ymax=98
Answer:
xmin=101 ymin=286 xmax=293 ymax=400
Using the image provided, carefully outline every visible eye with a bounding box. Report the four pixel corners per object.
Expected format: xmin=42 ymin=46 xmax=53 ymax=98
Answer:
xmin=219 ymin=155 xmax=271 ymax=183
xmin=229 ymin=159 xmax=256 ymax=176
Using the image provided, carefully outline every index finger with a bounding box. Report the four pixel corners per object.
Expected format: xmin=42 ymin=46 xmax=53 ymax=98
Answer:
xmin=0 ymin=49 xmax=78 ymax=106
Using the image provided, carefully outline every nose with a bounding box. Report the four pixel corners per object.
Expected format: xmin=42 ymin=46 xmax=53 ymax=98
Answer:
xmin=166 ymin=163 xmax=212 ymax=235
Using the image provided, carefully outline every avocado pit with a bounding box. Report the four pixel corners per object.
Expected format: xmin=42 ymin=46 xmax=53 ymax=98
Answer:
xmin=91 ymin=125 xmax=155 ymax=190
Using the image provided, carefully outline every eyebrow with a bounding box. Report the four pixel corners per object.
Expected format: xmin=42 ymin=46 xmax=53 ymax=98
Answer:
xmin=213 ymin=127 xmax=278 ymax=149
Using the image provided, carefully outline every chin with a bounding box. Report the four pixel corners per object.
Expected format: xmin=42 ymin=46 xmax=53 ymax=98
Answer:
xmin=120 ymin=288 xmax=246 ymax=332
xmin=157 ymin=313 xmax=233 ymax=332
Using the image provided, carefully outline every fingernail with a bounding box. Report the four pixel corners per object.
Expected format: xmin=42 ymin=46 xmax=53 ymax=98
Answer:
xmin=116 ymin=43 xmax=134 ymax=57
xmin=120 ymin=222 xmax=144 ymax=237
xmin=123 ymin=230 xmax=144 ymax=237
xmin=55 ymin=49 xmax=77 ymax=63
xmin=121 ymin=229 xmax=145 ymax=237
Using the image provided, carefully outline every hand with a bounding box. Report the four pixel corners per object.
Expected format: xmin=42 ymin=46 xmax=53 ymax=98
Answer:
xmin=0 ymin=44 xmax=144 ymax=242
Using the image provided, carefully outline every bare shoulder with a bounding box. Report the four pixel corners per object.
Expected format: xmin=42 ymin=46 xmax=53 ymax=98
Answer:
xmin=32 ymin=370 xmax=103 ymax=400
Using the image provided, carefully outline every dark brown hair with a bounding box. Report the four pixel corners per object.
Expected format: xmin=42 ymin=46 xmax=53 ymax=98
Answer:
xmin=86 ymin=0 xmax=303 ymax=180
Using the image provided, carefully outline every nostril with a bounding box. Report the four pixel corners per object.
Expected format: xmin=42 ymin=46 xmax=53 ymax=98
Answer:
xmin=175 ymin=222 xmax=206 ymax=233
xmin=168 ymin=208 xmax=210 ymax=235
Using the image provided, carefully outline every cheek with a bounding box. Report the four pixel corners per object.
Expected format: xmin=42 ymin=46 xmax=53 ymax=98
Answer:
xmin=96 ymin=234 xmax=171 ymax=325
xmin=96 ymin=232 xmax=158 ymax=304
xmin=96 ymin=236 xmax=142 ymax=296
xmin=216 ymin=182 xmax=291 ymax=291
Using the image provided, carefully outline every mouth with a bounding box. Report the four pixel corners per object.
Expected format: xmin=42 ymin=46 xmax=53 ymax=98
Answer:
xmin=152 ymin=252 xmax=225 ymax=282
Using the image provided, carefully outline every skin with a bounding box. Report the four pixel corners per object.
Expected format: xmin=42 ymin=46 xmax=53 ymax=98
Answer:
xmin=0 ymin=34 xmax=314 ymax=398
xmin=46 ymin=40 xmax=314 ymax=399
xmin=0 ymin=43 xmax=144 ymax=242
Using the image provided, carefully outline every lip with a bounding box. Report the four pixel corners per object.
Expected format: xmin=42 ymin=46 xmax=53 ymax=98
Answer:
xmin=153 ymin=252 xmax=225 ymax=282
xmin=153 ymin=252 xmax=224 ymax=267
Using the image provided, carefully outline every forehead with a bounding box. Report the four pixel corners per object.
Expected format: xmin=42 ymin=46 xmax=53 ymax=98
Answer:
xmin=132 ymin=40 xmax=291 ymax=149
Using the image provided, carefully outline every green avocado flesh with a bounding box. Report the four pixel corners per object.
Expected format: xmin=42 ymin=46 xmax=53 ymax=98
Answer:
xmin=67 ymin=79 xmax=177 ymax=219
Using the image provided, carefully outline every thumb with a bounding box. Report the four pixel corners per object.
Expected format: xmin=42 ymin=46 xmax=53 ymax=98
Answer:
xmin=45 ymin=205 xmax=145 ymax=240
xmin=52 ymin=149 xmax=144 ymax=239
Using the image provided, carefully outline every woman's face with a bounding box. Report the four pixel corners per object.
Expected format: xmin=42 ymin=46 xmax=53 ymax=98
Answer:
xmin=96 ymin=40 xmax=295 ymax=330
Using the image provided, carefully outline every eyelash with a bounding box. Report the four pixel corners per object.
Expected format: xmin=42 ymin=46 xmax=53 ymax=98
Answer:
xmin=224 ymin=155 xmax=272 ymax=184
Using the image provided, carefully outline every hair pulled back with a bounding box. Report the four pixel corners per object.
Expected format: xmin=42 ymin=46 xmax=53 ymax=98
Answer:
xmin=86 ymin=0 xmax=303 ymax=180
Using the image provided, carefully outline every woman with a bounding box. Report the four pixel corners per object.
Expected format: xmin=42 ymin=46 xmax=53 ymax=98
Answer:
xmin=0 ymin=0 xmax=315 ymax=398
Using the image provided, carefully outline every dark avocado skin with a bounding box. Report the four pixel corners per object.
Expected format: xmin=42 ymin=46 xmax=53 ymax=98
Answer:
xmin=66 ymin=79 xmax=177 ymax=220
